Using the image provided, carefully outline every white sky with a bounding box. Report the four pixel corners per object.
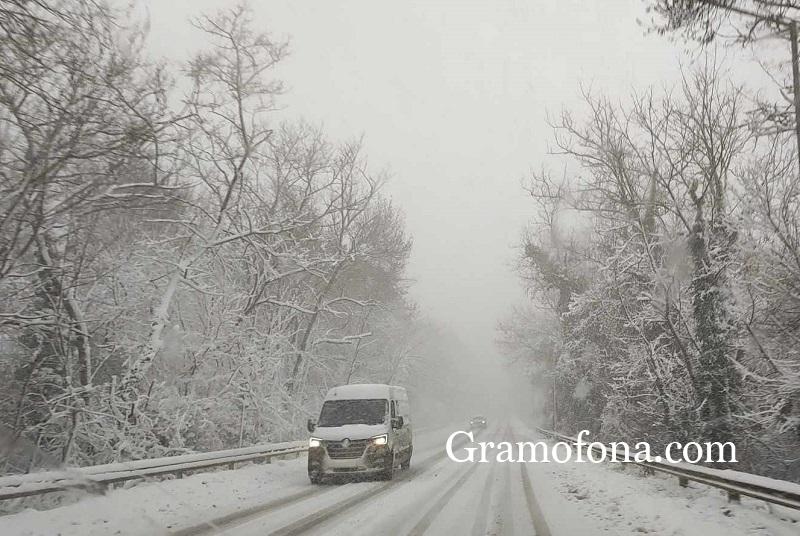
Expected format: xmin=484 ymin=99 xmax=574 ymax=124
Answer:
xmin=141 ymin=0 xmax=768 ymax=365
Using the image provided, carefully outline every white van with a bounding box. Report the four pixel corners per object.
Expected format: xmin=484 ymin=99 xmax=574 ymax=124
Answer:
xmin=306 ymin=384 xmax=413 ymax=483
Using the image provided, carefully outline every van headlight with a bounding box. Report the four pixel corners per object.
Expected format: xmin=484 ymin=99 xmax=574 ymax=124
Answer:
xmin=371 ymin=434 xmax=388 ymax=446
xmin=309 ymin=437 xmax=322 ymax=448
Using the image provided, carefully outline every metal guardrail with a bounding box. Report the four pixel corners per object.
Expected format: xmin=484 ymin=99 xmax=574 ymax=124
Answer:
xmin=0 ymin=441 xmax=308 ymax=501
xmin=535 ymin=427 xmax=800 ymax=511
xmin=0 ymin=422 xmax=442 ymax=503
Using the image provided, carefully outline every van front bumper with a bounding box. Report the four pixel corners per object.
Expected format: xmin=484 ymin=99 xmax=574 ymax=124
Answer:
xmin=308 ymin=444 xmax=391 ymax=477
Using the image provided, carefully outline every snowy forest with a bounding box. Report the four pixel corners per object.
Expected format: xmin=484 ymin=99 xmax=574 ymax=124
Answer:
xmin=5 ymin=0 xmax=800 ymax=491
xmin=0 ymin=0 xmax=478 ymax=474
xmin=499 ymin=1 xmax=800 ymax=482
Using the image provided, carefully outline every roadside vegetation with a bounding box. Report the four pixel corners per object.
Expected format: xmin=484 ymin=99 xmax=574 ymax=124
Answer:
xmin=499 ymin=0 xmax=800 ymax=482
xmin=0 ymin=0 xmax=473 ymax=473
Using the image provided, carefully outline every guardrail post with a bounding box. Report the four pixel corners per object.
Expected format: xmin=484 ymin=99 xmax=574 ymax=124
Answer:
xmin=176 ymin=470 xmax=183 ymax=479
xmin=227 ymin=462 xmax=235 ymax=470
xmin=727 ymin=490 xmax=741 ymax=503
xmin=679 ymin=476 xmax=689 ymax=487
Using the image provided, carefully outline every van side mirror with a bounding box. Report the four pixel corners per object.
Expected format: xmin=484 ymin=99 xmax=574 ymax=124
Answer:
xmin=391 ymin=416 xmax=404 ymax=429
xmin=307 ymin=419 xmax=316 ymax=433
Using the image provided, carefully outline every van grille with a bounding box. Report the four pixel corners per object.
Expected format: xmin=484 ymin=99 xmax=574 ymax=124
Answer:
xmin=326 ymin=439 xmax=368 ymax=459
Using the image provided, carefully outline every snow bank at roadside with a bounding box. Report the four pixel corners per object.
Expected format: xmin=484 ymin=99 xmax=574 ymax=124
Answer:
xmin=515 ymin=422 xmax=799 ymax=535
xmin=0 ymin=458 xmax=308 ymax=536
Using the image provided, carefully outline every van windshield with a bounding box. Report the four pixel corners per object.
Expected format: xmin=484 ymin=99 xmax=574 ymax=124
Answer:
xmin=318 ymin=399 xmax=387 ymax=427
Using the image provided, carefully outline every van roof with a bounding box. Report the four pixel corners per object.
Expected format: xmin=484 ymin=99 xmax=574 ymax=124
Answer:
xmin=324 ymin=383 xmax=406 ymax=400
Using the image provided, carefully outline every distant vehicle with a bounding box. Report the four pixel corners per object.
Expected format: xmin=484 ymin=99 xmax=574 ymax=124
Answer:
xmin=470 ymin=415 xmax=487 ymax=429
xmin=306 ymin=384 xmax=413 ymax=484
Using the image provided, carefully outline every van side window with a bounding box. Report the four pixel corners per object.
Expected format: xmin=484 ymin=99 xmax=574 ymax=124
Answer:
xmin=390 ymin=400 xmax=397 ymax=418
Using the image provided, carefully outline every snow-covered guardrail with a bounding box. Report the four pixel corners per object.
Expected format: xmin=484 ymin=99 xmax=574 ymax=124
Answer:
xmin=0 ymin=441 xmax=308 ymax=501
xmin=535 ymin=427 xmax=800 ymax=511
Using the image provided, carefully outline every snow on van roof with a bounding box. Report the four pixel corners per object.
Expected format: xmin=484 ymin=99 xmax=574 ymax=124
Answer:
xmin=325 ymin=383 xmax=403 ymax=400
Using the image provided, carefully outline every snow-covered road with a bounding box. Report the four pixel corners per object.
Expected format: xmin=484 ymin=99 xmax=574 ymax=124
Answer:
xmin=196 ymin=425 xmax=544 ymax=536
xmin=136 ymin=424 xmax=532 ymax=535
xmin=2 ymin=422 xmax=799 ymax=535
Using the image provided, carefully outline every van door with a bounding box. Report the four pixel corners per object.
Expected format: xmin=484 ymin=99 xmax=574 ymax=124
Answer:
xmin=392 ymin=398 xmax=411 ymax=453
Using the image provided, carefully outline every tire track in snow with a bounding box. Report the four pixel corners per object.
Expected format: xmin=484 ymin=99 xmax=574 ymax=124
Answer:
xmin=497 ymin=427 xmax=514 ymax=535
xmin=284 ymin=429 xmax=486 ymax=536
xmin=269 ymin=436 xmax=474 ymax=536
xmin=405 ymin=459 xmax=481 ymax=535
xmin=170 ymin=486 xmax=325 ymax=536
xmin=174 ymin=426 xmax=458 ymax=536
xmin=405 ymin=424 xmax=503 ymax=536
xmin=510 ymin=426 xmax=551 ymax=536
xmin=476 ymin=424 xmax=514 ymax=536
xmin=248 ymin=428 xmax=478 ymax=536
xmin=268 ymin=480 xmax=395 ymax=536
xmin=470 ymin=455 xmax=498 ymax=536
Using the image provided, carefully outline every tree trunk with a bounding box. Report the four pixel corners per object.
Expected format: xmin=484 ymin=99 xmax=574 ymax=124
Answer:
xmin=35 ymin=234 xmax=92 ymax=390
xmin=286 ymin=261 xmax=345 ymax=396
xmin=687 ymin=210 xmax=737 ymax=444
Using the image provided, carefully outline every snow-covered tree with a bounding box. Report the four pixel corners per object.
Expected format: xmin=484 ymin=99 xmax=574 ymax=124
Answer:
xmin=502 ymin=60 xmax=800 ymax=480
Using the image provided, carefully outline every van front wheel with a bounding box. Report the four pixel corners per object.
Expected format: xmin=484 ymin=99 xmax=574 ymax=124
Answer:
xmin=380 ymin=452 xmax=395 ymax=481
xmin=400 ymin=447 xmax=412 ymax=470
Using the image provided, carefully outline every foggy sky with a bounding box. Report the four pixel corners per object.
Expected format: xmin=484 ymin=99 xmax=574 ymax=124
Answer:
xmin=140 ymin=0 xmax=762 ymax=367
